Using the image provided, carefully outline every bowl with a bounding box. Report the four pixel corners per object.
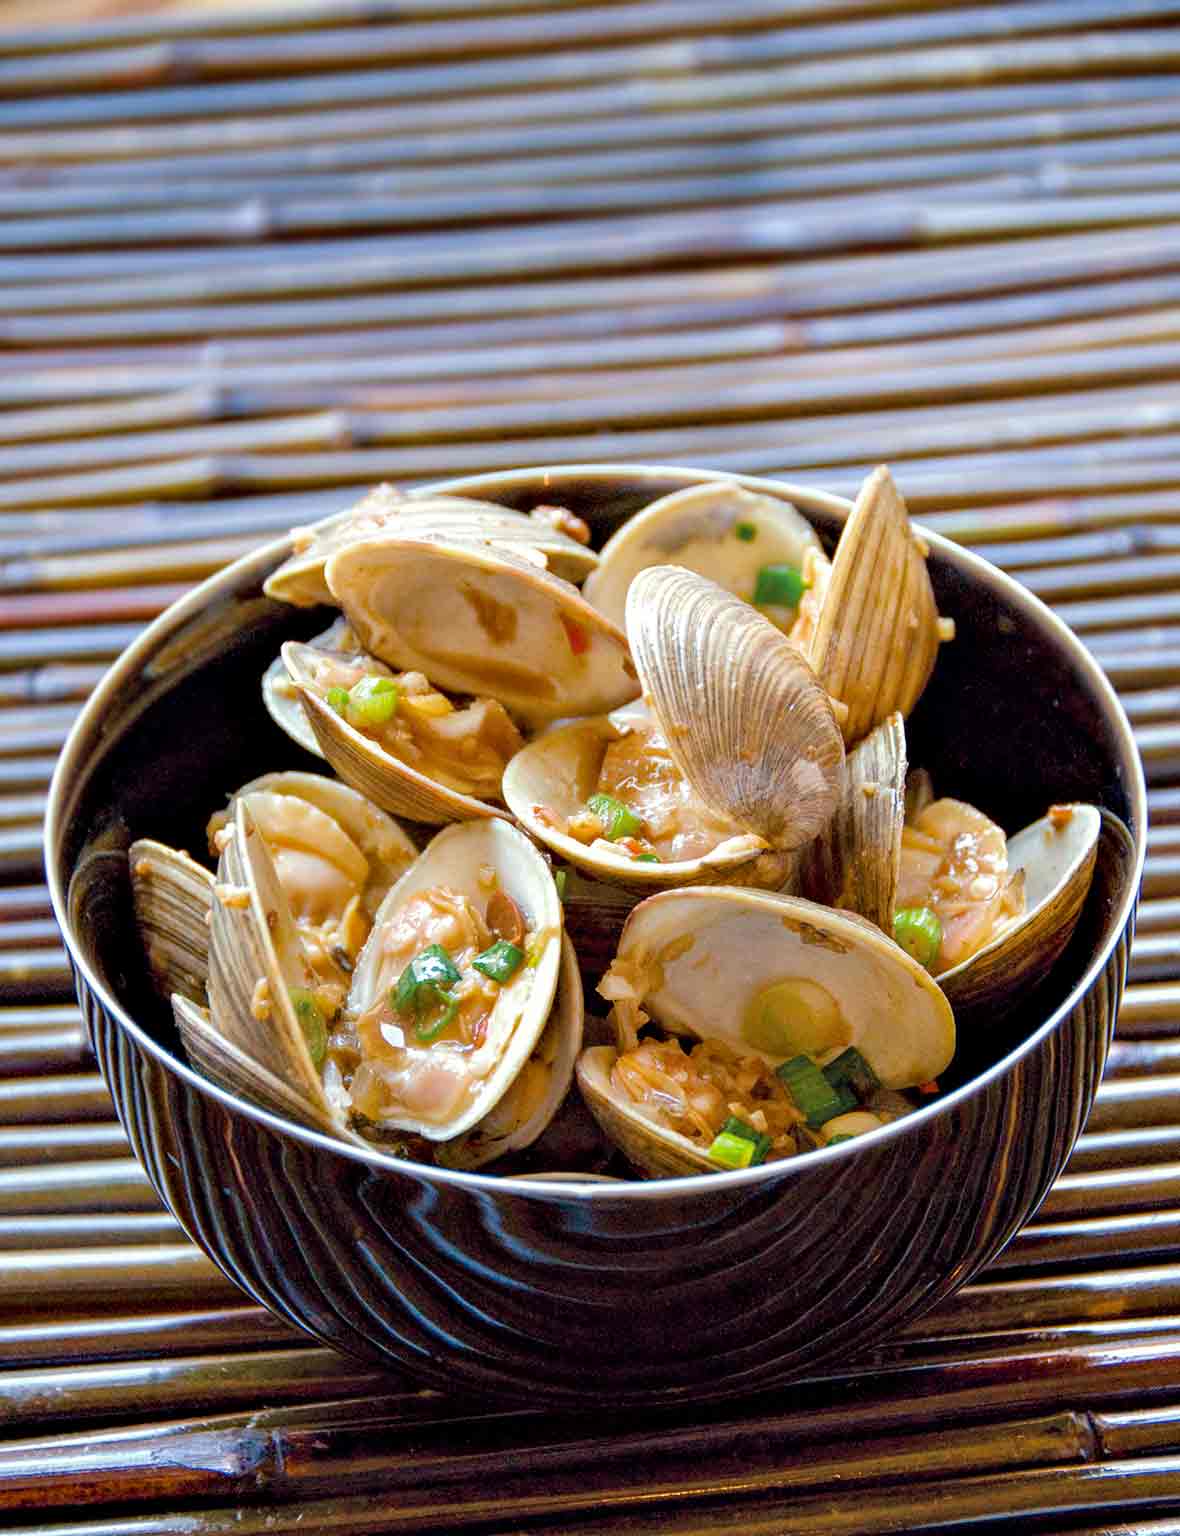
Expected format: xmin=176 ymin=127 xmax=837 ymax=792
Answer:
xmin=46 ymin=464 xmax=1146 ymax=1407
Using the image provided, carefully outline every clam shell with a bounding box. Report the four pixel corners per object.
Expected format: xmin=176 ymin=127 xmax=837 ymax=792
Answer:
xmin=583 ymin=482 xmax=820 ymax=629
xmin=579 ymin=886 xmax=955 ymax=1179
xmin=206 ymin=798 xmax=349 ymax=1139
xmin=603 ymin=887 xmax=955 ymax=1087
xmin=129 ymin=838 xmax=214 ymax=1006
xmin=265 ymin=490 xmax=597 ymax=608
xmin=207 ymin=768 xmax=418 ymax=919
xmin=261 ymin=617 xmax=359 ymax=758
xmin=625 ymin=566 xmax=845 ymax=852
xmin=501 ymin=712 xmax=793 ymax=891
xmin=938 ymin=802 xmax=1101 ymax=1013
xmin=281 ymin=640 xmax=512 ymax=826
xmin=324 ymin=536 xmax=637 ymax=725
xmin=345 ymin=818 xmax=564 ymax=1141
xmin=803 ymin=712 xmax=907 ymax=933
xmin=807 ymin=465 xmax=944 ymax=745
xmin=437 ymin=933 xmax=584 ymax=1170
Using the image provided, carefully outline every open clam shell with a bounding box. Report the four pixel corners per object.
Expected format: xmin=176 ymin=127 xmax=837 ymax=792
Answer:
xmin=129 ymin=838 xmax=214 ymax=1006
xmin=807 ymin=465 xmax=948 ymax=745
xmin=263 ymin=487 xmax=597 ymax=608
xmin=344 ymin=818 xmax=564 ymax=1142
xmin=501 ymin=708 xmax=792 ymax=891
xmin=803 ymin=712 xmax=907 ymax=934
xmin=578 ymin=887 xmax=955 ymax=1178
xmin=625 ymin=566 xmax=845 ymax=853
xmin=582 ymin=482 xmax=821 ymax=630
xmin=324 ymin=536 xmax=638 ymax=726
xmin=281 ymin=640 xmax=516 ymax=825
xmin=206 ymin=798 xmax=358 ymax=1141
xmin=937 ymin=802 xmax=1101 ymax=1013
xmin=437 ymin=933 xmax=584 ymax=1171
xmin=262 ymin=617 xmax=359 ymax=758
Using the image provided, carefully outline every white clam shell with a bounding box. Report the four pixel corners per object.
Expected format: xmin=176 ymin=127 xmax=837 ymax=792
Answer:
xmin=264 ymin=487 xmax=596 ymax=608
xmin=129 ymin=838 xmax=214 ymax=1006
xmin=582 ymin=482 xmax=820 ymax=630
xmin=324 ymin=536 xmax=638 ymax=726
xmin=346 ymin=819 xmax=564 ymax=1142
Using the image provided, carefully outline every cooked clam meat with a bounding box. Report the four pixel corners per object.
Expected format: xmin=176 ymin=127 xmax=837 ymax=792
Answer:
xmin=895 ymin=797 xmax=1026 ymax=974
xmin=562 ymin=706 xmax=747 ymax=865
xmin=335 ymin=882 xmax=539 ymax=1130
xmin=296 ymin=647 xmax=523 ymax=798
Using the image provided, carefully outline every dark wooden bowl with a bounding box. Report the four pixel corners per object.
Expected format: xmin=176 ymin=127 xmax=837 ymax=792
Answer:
xmin=46 ymin=465 xmax=1145 ymax=1406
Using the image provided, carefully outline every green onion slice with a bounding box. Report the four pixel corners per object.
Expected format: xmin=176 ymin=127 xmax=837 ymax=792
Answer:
xmin=892 ymin=907 xmax=943 ymax=970
xmin=776 ymin=1055 xmax=854 ymax=1128
xmin=734 ymin=521 xmax=757 ymax=542
xmin=753 ymin=563 xmax=807 ymax=608
xmin=347 ymin=674 xmax=399 ymax=727
xmin=326 ymin=687 xmax=350 ymax=717
xmin=585 ymin=792 xmax=643 ymax=840
xmin=393 ymin=944 xmax=462 ymax=1016
xmin=472 ymin=939 xmax=524 ymax=983
xmin=634 ymin=853 xmax=660 ymax=864
xmin=289 ymin=988 xmax=327 ymax=1068
xmin=707 ymin=1131 xmax=757 ymax=1170
xmin=554 ymin=869 xmax=567 ymax=902
xmin=719 ymin=1115 xmax=771 ymax=1165
xmin=414 ymin=989 xmax=460 ymax=1043
xmin=822 ymin=1046 xmax=879 ymax=1102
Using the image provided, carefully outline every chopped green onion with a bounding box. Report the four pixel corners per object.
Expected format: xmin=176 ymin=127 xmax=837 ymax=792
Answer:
xmin=634 ymin=853 xmax=660 ymax=864
xmin=393 ymin=943 xmax=462 ymax=1015
xmin=289 ymin=988 xmax=327 ymax=1068
xmin=414 ymin=988 xmax=460 ymax=1043
xmin=707 ymin=1131 xmax=757 ymax=1170
xmin=472 ymin=939 xmax=524 ymax=983
xmin=825 ymin=1133 xmax=856 ymax=1145
xmin=586 ymin=791 xmax=643 ymax=840
xmin=326 ymin=687 xmax=350 ymax=717
xmin=554 ymin=869 xmax=567 ymax=902
xmin=822 ymin=1046 xmax=879 ymax=1102
xmin=719 ymin=1115 xmax=771 ymax=1165
xmin=347 ymin=674 xmax=399 ymax=727
xmin=776 ymin=1055 xmax=854 ymax=1128
xmin=753 ymin=563 xmax=807 ymax=608
xmin=892 ymin=907 xmax=943 ymax=970
xmin=734 ymin=521 xmax=758 ymax=542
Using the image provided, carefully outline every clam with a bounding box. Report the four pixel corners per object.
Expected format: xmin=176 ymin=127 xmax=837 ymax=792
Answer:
xmin=807 ymin=465 xmax=952 ymax=745
xmin=802 ymin=712 xmax=907 ymax=934
xmin=261 ymin=617 xmax=358 ymax=758
xmin=280 ymin=638 xmax=524 ymax=825
xmin=503 ymin=566 xmax=844 ymax=889
xmin=437 ymin=933 xmax=583 ymax=1170
xmin=897 ymin=798 xmax=1101 ymax=1013
xmin=323 ymin=535 xmax=637 ymax=726
xmin=129 ymin=838 xmax=215 ymax=1006
xmin=264 ymin=486 xmax=597 ymax=609
xmin=582 ymin=482 xmax=821 ymax=632
xmin=335 ymin=818 xmax=567 ymax=1147
xmin=577 ymin=887 xmax=955 ymax=1178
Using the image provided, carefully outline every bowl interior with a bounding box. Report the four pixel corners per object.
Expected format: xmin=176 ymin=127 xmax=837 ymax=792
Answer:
xmin=51 ymin=465 xmax=1144 ymax=1152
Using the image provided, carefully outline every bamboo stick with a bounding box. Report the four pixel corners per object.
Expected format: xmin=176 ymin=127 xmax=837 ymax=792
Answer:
xmin=0 ymin=1303 xmax=297 ymax=1365
xmin=0 ymin=1077 xmax=113 ymax=1126
xmin=0 ymin=888 xmax=53 ymax=920
xmin=0 ymin=1124 xmax=126 ymax=1168
xmin=1070 ymin=1128 xmax=1180 ymax=1172
xmin=0 ymin=953 xmax=73 ymax=1002
xmin=0 ymin=1160 xmax=160 ymax=1216
xmin=0 ymin=1244 xmax=243 ymax=1315
xmin=0 ymin=1028 xmax=87 ymax=1078
xmin=0 ymin=624 xmax=141 ymax=668
xmin=1106 ymin=1040 xmax=1180 ymax=1077
xmin=0 ymin=1212 xmax=182 ymax=1251
xmin=1118 ymin=985 xmax=1180 ymax=1036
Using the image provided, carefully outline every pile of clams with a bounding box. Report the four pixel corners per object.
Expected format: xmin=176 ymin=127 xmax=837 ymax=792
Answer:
xmin=130 ymin=469 xmax=1102 ymax=1179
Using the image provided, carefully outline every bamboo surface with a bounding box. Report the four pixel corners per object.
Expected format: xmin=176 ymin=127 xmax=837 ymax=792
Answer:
xmin=3 ymin=0 xmax=1180 ymax=1530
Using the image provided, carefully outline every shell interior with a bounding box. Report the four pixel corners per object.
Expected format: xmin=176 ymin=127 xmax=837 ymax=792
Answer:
xmin=129 ymin=838 xmax=214 ymax=1005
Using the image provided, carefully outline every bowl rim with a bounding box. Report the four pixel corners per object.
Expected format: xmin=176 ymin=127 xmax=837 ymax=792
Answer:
xmin=45 ymin=461 xmax=1148 ymax=1200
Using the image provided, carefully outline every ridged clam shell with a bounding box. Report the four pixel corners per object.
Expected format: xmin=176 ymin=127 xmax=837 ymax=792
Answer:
xmin=324 ymin=536 xmax=637 ymax=726
xmin=346 ymin=819 xmax=564 ymax=1141
xmin=129 ymin=838 xmax=214 ymax=1006
xmin=263 ymin=488 xmax=597 ymax=608
xmin=807 ymin=466 xmax=943 ymax=745
xmin=576 ymin=1045 xmax=718 ymax=1178
xmin=501 ymin=714 xmax=794 ymax=891
xmin=583 ymin=482 xmax=821 ymax=629
xmin=438 ymin=933 xmax=584 ymax=1170
xmin=803 ymin=712 xmax=906 ymax=934
xmin=206 ymin=798 xmax=348 ymax=1138
xmin=625 ymin=566 xmax=845 ymax=852
xmin=282 ymin=640 xmax=510 ymax=826
xmin=939 ymin=803 xmax=1101 ymax=1014
xmin=261 ymin=617 xmax=359 ymax=758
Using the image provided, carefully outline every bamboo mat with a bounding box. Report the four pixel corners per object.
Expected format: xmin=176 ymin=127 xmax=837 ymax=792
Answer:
xmin=3 ymin=0 xmax=1180 ymax=1529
